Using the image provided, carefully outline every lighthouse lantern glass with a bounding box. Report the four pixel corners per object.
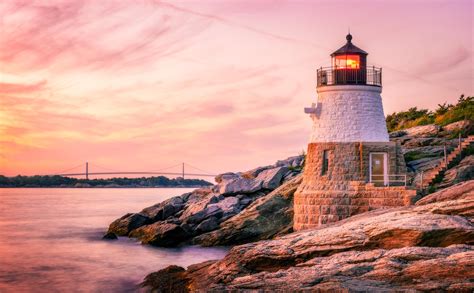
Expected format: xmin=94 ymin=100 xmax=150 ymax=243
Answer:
xmin=333 ymin=55 xmax=360 ymax=69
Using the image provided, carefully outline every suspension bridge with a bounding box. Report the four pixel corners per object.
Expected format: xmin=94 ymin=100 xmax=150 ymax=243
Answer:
xmin=48 ymin=162 xmax=216 ymax=179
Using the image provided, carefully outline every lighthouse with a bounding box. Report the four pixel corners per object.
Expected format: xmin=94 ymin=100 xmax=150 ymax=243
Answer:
xmin=293 ymin=34 xmax=416 ymax=231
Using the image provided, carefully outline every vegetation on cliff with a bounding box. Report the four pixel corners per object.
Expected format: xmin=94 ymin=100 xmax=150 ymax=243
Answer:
xmin=386 ymin=95 xmax=473 ymax=133
xmin=0 ymin=175 xmax=212 ymax=188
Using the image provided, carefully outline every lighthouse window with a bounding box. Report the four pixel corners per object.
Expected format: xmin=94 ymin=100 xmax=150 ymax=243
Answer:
xmin=334 ymin=55 xmax=360 ymax=69
xmin=321 ymin=150 xmax=329 ymax=175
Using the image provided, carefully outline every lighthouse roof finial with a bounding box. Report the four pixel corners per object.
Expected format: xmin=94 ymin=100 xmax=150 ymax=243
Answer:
xmin=346 ymin=33 xmax=352 ymax=43
xmin=331 ymin=32 xmax=368 ymax=57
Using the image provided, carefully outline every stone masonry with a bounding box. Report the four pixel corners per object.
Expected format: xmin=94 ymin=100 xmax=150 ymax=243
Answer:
xmin=293 ymin=142 xmax=417 ymax=231
xmin=308 ymin=85 xmax=389 ymax=143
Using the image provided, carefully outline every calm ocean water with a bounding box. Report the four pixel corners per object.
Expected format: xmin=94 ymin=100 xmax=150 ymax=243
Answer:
xmin=0 ymin=188 xmax=228 ymax=292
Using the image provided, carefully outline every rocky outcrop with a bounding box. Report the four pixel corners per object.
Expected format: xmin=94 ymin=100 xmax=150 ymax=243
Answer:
xmin=390 ymin=123 xmax=471 ymax=189
xmin=142 ymin=186 xmax=474 ymax=292
xmin=416 ymin=180 xmax=474 ymax=205
xmin=443 ymin=119 xmax=473 ymax=133
xmin=193 ymin=175 xmax=301 ymax=246
xmin=106 ymin=155 xmax=304 ymax=246
xmin=108 ymin=213 xmax=149 ymax=236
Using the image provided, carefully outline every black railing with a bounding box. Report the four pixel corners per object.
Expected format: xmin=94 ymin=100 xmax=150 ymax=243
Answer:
xmin=317 ymin=66 xmax=382 ymax=87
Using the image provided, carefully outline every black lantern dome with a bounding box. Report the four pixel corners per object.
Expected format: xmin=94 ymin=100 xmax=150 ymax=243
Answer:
xmin=317 ymin=34 xmax=381 ymax=87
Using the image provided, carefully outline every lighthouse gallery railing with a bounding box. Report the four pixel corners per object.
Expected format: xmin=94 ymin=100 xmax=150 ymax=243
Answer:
xmin=317 ymin=66 xmax=382 ymax=87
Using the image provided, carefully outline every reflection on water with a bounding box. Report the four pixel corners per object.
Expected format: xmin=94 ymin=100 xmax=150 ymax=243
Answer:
xmin=0 ymin=188 xmax=228 ymax=292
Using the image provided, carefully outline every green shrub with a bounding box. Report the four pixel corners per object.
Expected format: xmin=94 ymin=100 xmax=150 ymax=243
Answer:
xmin=387 ymin=95 xmax=473 ymax=132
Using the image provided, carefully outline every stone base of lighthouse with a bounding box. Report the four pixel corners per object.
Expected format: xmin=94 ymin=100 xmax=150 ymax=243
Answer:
xmin=293 ymin=142 xmax=417 ymax=231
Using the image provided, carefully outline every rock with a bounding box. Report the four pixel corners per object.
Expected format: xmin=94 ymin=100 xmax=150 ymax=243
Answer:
xmin=275 ymin=155 xmax=304 ymax=168
xmin=407 ymin=157 xmax=442 ymax=173
xmin=196 ymin=217 xmax=220 ymax=233
xmin=102 ymin=232 xmax=118 ymax=240
xmin=403 ymin=124 xmax=441 ymax=137
xmin=417 ymin=180 xmax=474 ymax=205
xmin=193 ymin=245 xmax=474 ymax=292
xmin=141 ymin=265 xmax=190 ymax=293
xmin=217 ymin=176 xmax=262 ymax=195
xmin=214 ymin=172 xmax=239 ymax=183
xmin=181 ymin=188 xmax=212 ymax=203
xmin=179 ymin=192 xmax=216 ymax=221
xmin=140 ymin=196 xmax=184 ymax=222
xmin=129 ymin=222 xmax=188 ymax=246
xmin=217 ymin=166 xmax=289 ymax=195
xmin=107 ymin=213 xmax=149 ymax=236
xmin=152 ymin=193 xmax=474 ymax=292
xmin=257 ymin=167 xmax=288 ymax=189
xmin=402 ymin=138 xmax=443 ymax=149
xmin=438 ymin=156 xmax=474 ymax=189
xmin=443 ymin=120 xmax=473 ymax=133
xmin=403 ymin=146 xmax=444 ymax=162
xmin=193 ymin=175 xmax=301 ymax=246
xmin=389 ymin=129 xmax=407 ymax=138
xmin=207 ymin=196 xmax=240 ymax=220
xmin=186 ymin=205 xmax=223 ymax=225
xmin=239 ymin=197 xmax=252 ymax=207
xmin=243 ymin=165 xmax=273 ymax=178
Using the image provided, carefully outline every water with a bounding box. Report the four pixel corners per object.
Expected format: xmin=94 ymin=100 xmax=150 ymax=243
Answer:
xmin=0 ymin=188 xmax=229 ymax=292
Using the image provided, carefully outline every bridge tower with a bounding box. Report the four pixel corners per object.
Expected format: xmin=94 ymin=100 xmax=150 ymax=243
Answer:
xmin=86 ymin=162 xmax=89 ymax=180
xmin=293 ymin=33 xmax=416 ymax=231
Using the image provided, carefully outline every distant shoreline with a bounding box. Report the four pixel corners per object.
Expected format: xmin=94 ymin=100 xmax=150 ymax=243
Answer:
xmin=0 ymin=175 xmax=213 ymax=189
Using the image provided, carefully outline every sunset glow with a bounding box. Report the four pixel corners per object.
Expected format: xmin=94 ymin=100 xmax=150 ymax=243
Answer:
xmin=0 ymin=0 xmax=472 ymax=177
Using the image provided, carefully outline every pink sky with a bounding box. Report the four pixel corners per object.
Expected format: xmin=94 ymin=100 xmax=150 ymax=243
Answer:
xmin=0 ymin=0 xmax=472 ymax=177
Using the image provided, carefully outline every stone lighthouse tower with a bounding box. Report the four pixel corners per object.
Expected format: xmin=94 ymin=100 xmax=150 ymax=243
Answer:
xmin=293 ymin=34 xmax=416 ymax=231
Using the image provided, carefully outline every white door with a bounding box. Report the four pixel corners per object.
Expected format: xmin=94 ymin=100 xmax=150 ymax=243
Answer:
xmin=370 ymin=153 xmax=388 ymax=186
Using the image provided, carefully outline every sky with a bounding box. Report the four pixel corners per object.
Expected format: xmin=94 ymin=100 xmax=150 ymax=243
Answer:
xmin=0 ymin=0 xmax=473 ymax=177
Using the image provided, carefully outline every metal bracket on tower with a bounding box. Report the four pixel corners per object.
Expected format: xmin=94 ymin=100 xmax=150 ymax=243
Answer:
xmin=304 ymin=103 xmax=322 ymax=119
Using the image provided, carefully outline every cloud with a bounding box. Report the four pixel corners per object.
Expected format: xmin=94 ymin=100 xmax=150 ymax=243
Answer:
xmin=152 ymin=1 xmax=324 ymax=49
xmin=0 ymin=80 xmax=47 ymax=94
xmin=413 ymin=47 xmax=472 ymax=76
xmin=0 ymin=1 xmax=211 ymax=74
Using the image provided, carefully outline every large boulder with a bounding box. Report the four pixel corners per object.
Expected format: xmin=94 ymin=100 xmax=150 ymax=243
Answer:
xmin=185 ymin=205 xmax=223 ymax=225
xmin=443 ymin=119 xmax=473 ymax=133
xmin=206 ymin=196 xmax=240 ymax=220
xmin=107 ymin=213 xmax=149 ymax=236
xmin=129 ymin=222 xmax=189 ymax=247
xmin=416 ymin=180 xmax=474 ymax=205
xmin=142 ymin=265 xmax=190 ymax=293
xmin=143 ymin=191 xmax=474 ymax=292
xmin=140 ymin=196 xmax=184 ymax=222
xmin=216 ymin=166 xmax=289 ymax=195
xmin=196 ymin=245 xmax=474 ymax=292
xmin=403 ymin=124 xmax=441 ymax=137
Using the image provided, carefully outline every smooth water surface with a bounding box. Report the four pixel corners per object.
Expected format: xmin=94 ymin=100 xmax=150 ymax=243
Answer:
xmin=0 ymin=188 xmax=228 ymax=292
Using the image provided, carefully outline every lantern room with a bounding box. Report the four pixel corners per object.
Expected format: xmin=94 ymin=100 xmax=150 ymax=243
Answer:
xmin=317 ymin=34 xmax=382 ymax=87
xmin=331 ymin=33 xmax=367 ymax=69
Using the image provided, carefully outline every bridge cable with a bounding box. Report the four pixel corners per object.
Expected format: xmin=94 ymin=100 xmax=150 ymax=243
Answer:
xmin=149 ymin=163 xmax=183 ymax=173
xmin=52 ymin=163 xmax=86 ymax=175
xmin=183 ymin=163 xmax=214 ymax=175
xmin=88 ymin=163 xmax=121 ymax=173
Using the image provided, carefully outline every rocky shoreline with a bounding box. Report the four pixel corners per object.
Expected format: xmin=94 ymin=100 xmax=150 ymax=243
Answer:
xmin=104 ymin=122 xmax=473 ymax=292
xmin=106 ymin=156 xmax=304 ymax=246
xmin=141 ymin=180 xmax=474 ymax=292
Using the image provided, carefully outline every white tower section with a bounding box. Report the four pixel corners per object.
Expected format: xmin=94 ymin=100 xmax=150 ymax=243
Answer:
xmin=305 ymin=85 xmax=389 ymax=142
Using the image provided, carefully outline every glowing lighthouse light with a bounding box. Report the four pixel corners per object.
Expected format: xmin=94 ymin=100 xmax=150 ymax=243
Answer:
xmin=333 ymin=55 xmax=360 ymax=69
